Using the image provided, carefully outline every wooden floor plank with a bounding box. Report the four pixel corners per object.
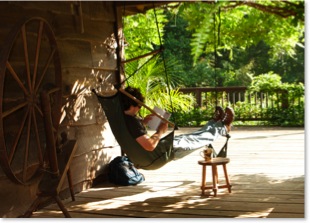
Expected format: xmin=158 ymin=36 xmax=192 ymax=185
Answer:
xmin=30 ymin=126 xmax=305 ymax=218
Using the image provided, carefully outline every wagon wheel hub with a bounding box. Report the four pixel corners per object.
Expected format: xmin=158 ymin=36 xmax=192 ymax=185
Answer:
xmin=26 ymin=94 xmax=38 ymax=106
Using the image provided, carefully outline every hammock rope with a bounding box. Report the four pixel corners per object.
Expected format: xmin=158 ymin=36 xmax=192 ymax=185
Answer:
xmin=153 ymin=5 xmax=178 ymax=127
xmin=91 ymin=3 xmax=177 ymax=170
xmin=118 ymin=4 xmax=177 ymax=129
xmin=110 ymin=3 xmax=174 ymax=129
xmin=92 ymin=3 xmax=231 ymax=170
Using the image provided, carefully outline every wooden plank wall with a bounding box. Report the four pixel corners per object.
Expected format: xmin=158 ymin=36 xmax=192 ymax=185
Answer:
xmin=0 ymin=1 xmax=124 ymax=217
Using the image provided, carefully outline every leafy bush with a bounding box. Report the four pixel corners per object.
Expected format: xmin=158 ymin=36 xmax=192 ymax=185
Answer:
xmin=174 ymin=73 xmax=304 ymax=127
xmin=173 ymin=107 xmax=211 ymax=127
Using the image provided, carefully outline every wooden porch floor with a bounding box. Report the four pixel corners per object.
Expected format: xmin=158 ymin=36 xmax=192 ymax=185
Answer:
xmin=31 ymin=126 xmax=305 ymax=219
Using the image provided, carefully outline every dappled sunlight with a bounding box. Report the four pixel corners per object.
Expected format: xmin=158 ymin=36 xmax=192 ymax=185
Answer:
xmin=32 ymin=210 xmax=64 ymax=218
xmin=55 ymin=77 xmax=122 ymax=205
xmin=236 ymin=208 xmax=274 ymax=218
xmin=81 ymin=187 xmax=116 ymax=192
xmin=164 ymin=196 xmax=211 ymax=210
xmin=33 ymin=167 xmax=304 ymax=218
xmin=60 ymin=74 xmax=118 ymax=125
xmin=73 ymin=199 xmax=129 ymax=211
xmin=60 ymin=80 xmax=95 ymax=125
xmin=91 ymin=70 xmax=117 ymax=96
xmin=71 ymin=188 xmax=204 ymax=212
xmin=268 ymin=179 xmax=286 ymax=184
xmin=141 ymin=180 xmax=194 ymax=192
xmin=31 ymin=127 xmax=304 ymax=218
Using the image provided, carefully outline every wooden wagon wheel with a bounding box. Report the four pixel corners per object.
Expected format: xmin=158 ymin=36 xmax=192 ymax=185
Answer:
xmin=0 ymin=17 xmax=62 ymax=185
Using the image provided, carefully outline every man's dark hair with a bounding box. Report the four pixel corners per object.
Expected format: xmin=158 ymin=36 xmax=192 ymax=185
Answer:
xmin=121 ymin=86 xmax=145 ymax=110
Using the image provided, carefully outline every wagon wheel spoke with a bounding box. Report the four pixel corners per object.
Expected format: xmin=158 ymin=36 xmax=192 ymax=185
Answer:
xmin=35 ymin=48 xmax=56 ymax=94
xmin=6 ymin=61 xmax=29 ymax=95
xmin=21 ymin=24 xmax=32 ymax=93
xmin=2 ymin=101 xmax=28 ymax=118
xmin=31 ymin=106 xmax=44 ymax=164
xmin=0 ymin=17 xmax=62 ymax=185
xmin=8 ymin=107 xmax=30 ymax=163
xmin=22 ymin=107 xmax=32 ymax=182
xmin=32 ymin=21 xmax=44 ymax=91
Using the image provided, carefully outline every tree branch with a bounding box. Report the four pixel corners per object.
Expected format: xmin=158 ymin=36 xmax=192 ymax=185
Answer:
xmin=219 ymin=0 xmax=303 ymax=20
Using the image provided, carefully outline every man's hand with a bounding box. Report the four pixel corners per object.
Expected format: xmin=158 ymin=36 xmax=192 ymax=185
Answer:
xmin=156 ymin=121 xmax=168 ymax=135
xmin=142 ymin=114 xmax=155 ymax=125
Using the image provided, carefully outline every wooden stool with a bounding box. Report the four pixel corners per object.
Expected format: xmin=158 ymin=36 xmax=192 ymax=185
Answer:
xmin=198 ymin=157 xmax=232 ymax=196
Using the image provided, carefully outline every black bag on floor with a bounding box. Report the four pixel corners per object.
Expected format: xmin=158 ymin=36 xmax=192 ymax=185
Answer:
xmin=108 ymin=156 xmax=145 ymax=186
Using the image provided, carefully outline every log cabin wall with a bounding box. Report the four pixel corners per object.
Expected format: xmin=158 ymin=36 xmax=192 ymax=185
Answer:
xmin=0 ymin=1 xmax=124 ymax=217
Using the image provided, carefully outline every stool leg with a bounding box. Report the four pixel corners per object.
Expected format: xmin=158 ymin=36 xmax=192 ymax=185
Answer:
xmin=215 ymin=165 xmax=219 ymax=184
xmin=201 ymin=165 xmax=206 ymax=195
xmin=54 ymin=195 xmax=71 ymax=218
xmin=19 ymin=196 xmax=43 ymax=217
xmin=212 ymin=164 xmax=218 ymax=197
xmin=223 ymin=163 xmax=232 ymax=193
xmin=67 ymin=168 xmax=75 ymax=201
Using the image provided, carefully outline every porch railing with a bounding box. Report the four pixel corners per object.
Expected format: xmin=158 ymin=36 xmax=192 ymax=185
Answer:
xmin=179 ymin=87 xmax=303 ymax=122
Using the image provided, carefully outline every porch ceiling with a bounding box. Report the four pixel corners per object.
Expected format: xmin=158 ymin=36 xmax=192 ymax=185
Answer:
xmin=116 ymin=1 xmax=175 ymax=15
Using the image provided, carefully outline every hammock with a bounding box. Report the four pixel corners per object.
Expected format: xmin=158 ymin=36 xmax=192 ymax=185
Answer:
xmin=94 ymin=89 xmax=230 ymax=170
xmin=94 ymin=90 xmax=175 ymax=170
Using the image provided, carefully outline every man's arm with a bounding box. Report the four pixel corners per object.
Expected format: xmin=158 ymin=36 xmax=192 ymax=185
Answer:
xmin=136 ymin=122 xmax=168 ymax=151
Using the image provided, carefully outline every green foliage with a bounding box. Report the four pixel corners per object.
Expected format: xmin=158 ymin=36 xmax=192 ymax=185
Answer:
xmin=184 ymin=60 xmax=217 ymax=87
xmin=249 ymin=72 xmax=283 ymax=92
xmin=173 ymin=71 xmax=304 ymax=127
xmin=124 ymin=55 xmax=195 ymax=118
xmin=266 ymin=105 xmax=304 ymax=127
xmin=124 ymin=9 xmax=167 ymax=57
xmin=121 ymin=2 xmax=304 ymax=127
xmin=270 ymin=42 xmax=304 ymax=83
xmin=284 ymin=82 xmax=304 ymax=98
xmin=181 ymin=1 xmax=304 ymax=64
xmin=181 ymin=2 xmax=220 ymax=64
xmin=123 ymin=8 xmax=195 ymax=118
xmin=249 ymin=72 xmax=305 ymax=97
xmin=173 ymin=107 xmax=211 ymax=127
xmin=162 ymin=10 xmax=193 ymax=77
xmin=161 ymin=2 xmax=304 ymax=88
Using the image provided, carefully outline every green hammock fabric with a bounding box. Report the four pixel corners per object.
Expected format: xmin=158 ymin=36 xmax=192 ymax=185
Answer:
xmin=95 ymin=91 xmax=175 ymax=170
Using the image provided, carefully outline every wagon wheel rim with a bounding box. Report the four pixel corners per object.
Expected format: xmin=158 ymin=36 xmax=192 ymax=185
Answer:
xmin=0 ymin=17 xmax=62 ymax=185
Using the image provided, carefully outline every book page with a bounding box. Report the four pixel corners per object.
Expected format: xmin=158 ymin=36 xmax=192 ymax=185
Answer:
xmin=147 ymin=106 xmax=171 ymax=130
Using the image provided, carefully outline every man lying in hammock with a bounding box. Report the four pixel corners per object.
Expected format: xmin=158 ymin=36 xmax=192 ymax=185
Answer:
xmin=121 ymin=86 xmax=234 ymax=156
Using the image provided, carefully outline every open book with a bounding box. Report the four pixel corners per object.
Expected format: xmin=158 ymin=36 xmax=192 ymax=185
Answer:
xmin=147 ymin=106 xmax=171 ymax=130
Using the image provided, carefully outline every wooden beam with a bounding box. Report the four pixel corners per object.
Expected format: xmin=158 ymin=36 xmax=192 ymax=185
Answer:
xmin=121 ymin=48 xmax=162 ymax=64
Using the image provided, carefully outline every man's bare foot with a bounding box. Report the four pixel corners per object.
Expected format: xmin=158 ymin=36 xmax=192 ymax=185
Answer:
xmin=213 ymin=106 xmax=225 ymax=122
